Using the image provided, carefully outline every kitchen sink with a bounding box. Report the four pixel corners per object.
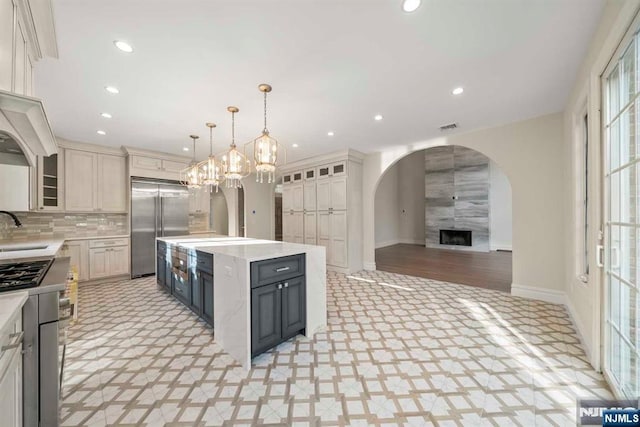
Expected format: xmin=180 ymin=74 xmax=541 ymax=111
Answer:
xmin=0 ymin=245 xmax=48 ymax=252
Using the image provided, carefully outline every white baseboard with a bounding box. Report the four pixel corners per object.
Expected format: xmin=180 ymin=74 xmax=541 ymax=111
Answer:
xmin=490 ymin=244 xmax=513 ymax=251
xmin=565 ymin=298 xmax=595 ymax=367
xmin=510 ymin=283 xmax=566 ymax=305
xmin=363 ymin=261 xmax=376 ymax=271
xmin=375 ymin=239 xmax=400 ymax=249
xmin=375 ymin=238 xmax=424 ymax=249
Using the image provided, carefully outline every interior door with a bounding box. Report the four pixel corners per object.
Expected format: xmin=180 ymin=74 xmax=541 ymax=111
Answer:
xmin=603 ymin=26 xmax=639 ymax=398
xmin=160 ymin=184 xmax=190 ymax=237
xmin=131 ymin=181 xmax=158 ymax=278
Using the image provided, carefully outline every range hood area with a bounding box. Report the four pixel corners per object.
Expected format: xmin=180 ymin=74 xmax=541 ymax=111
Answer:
xmin=0 ymin=89 xmax=57 ymax=167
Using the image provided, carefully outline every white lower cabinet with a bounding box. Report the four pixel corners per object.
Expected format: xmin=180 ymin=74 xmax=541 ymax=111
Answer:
xmin=318 ymin=210 xmax=347 ymax=268
xmin=89 ymin=245 xmax=129 ymax=279
xmin=304 ymin=211 xmax=317 ymax=245
xmin=0 ymin=306 xmax=23 ymax=427
xmin=62 ymin=240 xmax=89 ymax=281
xmin=283 ymin=211 xmax=304 ymax=244
xmin=63 ymin=238 xmax=129 ymax=281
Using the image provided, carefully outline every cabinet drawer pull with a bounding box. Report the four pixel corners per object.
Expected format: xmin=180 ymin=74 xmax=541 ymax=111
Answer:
xmin=275 ymin=267 xmax=290 ymax=272
xmin=284 ymin=282 xmax=289 ymax=288
xmin=2 ymin=331 xmax=23 ymax=352
xmin=277 ymin=284 xmax=283 ymax=289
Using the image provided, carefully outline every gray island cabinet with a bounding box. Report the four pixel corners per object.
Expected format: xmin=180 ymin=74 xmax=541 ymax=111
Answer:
xmin=156 ymin=235 xmax=326 ymax=369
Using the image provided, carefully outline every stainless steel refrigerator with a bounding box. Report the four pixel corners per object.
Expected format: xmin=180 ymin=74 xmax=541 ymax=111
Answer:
xmin=131 ymin=179 xmax=189 ymax=278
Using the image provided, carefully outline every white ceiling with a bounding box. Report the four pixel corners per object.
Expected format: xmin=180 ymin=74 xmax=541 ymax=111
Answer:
xmin=36 ymin=0 xmax=604 ymax=163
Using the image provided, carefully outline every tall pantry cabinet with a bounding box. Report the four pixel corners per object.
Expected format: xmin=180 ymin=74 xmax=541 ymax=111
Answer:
xmin=281 ymin=150 xmax=363 ymax=273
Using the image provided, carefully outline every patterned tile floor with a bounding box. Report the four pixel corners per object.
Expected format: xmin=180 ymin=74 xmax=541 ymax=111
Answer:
xmin=60 ymin=270 xmax=612 ymax=426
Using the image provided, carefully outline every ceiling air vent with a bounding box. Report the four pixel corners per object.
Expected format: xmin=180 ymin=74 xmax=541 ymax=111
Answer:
xmin=439 ymin=122 xmax=458 ymax=131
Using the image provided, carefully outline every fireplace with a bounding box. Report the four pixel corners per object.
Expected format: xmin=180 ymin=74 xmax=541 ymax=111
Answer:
xmin=440 ymin=229 xmax=472 ymax=247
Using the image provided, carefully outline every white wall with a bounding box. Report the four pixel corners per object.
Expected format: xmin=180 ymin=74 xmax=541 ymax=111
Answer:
xmin=489 ymin=160 xmax=512 ymax=251
xmin=563 ymin=0 xmax=639 ymax=369
xmin=363 ymin=113 xmax=565 ymax=300
xmin=397 ymin=151 xmax=426 ymax=245
xmin=374 ymin=164 xmax=399 ymax=248
xmin=241 ymin=174 xmax=276 ymax=240
xmin=374 ymin=150 xmax=510 ymax=251
xmin=210 ymin=190 xmax=229 ymax=235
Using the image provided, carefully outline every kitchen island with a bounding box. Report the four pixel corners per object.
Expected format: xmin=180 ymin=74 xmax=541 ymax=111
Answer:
xmin=156 ymin=234 xmax=327 ymax=369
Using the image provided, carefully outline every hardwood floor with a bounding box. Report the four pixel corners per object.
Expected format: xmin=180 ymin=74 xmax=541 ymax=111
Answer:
xmin=375 ymin=244 xmax=512 ymax=293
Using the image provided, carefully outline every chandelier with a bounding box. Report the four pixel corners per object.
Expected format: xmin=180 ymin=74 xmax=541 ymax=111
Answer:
xmin=221 ymin=106 xmax=251 ymax=188
xmin=248 ymin=83 xmax=282 ymax=184
xmin=198 ymin=122 xmax=224 ymax=192
xmin=180 ymin=135 xmax=203 ymax=189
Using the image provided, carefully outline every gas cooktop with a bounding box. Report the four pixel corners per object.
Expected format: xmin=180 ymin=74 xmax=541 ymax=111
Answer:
xmin=0 ymin=259 xmax=53 ymax=292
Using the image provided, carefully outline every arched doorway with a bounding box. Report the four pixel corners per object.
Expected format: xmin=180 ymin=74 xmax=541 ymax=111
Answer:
xmin=209 ymin=189 xmax=229 ymax=235
xmin=374 ymin=145 xmax=513 ymax=291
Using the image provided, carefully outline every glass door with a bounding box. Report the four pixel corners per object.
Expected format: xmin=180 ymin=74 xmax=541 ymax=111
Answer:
xmin=604 ymin=27 xmax=639 ymax=398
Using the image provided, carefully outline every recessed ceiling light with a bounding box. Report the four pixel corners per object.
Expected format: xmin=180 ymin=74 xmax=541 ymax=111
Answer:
xmin=327 ymin=131 xmax=334 ymax=136
xmin=452 ymin=87 xmax=464 ymax=95
xmin=105 ymin=86 xmax=119 ymax=94
xmin=183 ymin=147 xmax=189 ymax=152
xmin=374 ymin=114 xmax=383 ymax=121
xmin=292 ymin=144 xmax=299 ymax=148
xmin=114 ymin=40 xmax=134 ymax=53
xmin=101 ymin=112 xmax=112 ymax=119
xmin=402 ymin=0 xmax=421 ymax=13
xmin=97 ymin=130 xmax=106 ymax=135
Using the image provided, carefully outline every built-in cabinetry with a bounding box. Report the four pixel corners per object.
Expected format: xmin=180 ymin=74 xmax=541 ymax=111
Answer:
xmin=60 ymin=237 xmax=129 ymax=281
xmin=281 ymin=151 xmax=363 ymax=273
xmin=250 ymin=254 xmax=306 ymax=357
xmin=36 ymin=152 xmax=64 ymax=211
xmin=125 ymin=148 xmax=190 ymax=182
xmin=0 ymin=0 xmax=57 ymax=96
xmin=156 ymin=241 xmax=214 ymax=327
xmin=64 ymin=148 xmax=127 ymax=213
xmin=0 ymin=297 xmax=24 ymax=427
xmin=189 ymin=186 xmax=211 ymax=214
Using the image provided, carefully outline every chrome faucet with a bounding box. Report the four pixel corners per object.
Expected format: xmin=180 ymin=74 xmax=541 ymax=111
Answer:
xmin=0 ymin=211 xmax=22 ymax=227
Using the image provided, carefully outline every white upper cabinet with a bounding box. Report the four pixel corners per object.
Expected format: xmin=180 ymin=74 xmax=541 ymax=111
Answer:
xmin=0 ymin=0 xmax=57 ymax=96
xmin=65 ymin=149 xmax=126 ymax=213
xmin=303 ymin=181 xmax=316 ymax=211
xmin=0 ymin=0 xmax=13 ymax=92
xmin=97 ymin=154 xmax=126 ymax=212
xmin=291 ymin=184 xmax=304 ymax=211
xmin=316 ymin=180 xmax=330 ymax=211
xmin=65 ymin=150 xmax=97 ymax=212
xmin=330 ymin=177 xmax=347 ymax=210
xmin=282 ymin=186 xmax=292 ymax=212
xmin=37 ymin=151 xmax=64 ymax=211
xmin=128 ymin=153 xmax=189 ymax=181
xmin=189 ymin=186 xmax=210 ymax=214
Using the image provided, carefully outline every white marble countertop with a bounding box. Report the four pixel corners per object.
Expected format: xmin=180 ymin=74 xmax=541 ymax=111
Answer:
xmin=0 ymin=239 xmax=64 ymax=262
xmin=158 ymin=235 xmax=321 ymax=262
xmin=0 ymin=291 xmax=28 ymax=330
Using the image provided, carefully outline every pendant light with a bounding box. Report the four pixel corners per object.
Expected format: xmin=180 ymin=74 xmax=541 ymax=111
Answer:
xmin=180 ymin=135 xmax=202 ymax=189
xmin=221 ymin=106 xmax=251 ymax=188
xmin=249 ymin=83 xmax=282 ymax=184
xmin=198 ymin=122 xmax=224 ymax=192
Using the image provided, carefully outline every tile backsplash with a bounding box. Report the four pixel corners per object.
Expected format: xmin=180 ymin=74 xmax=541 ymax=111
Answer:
xmin=0 ymin=212 xmax=129 ymax=242
xmin=189 ymin=213 xmax=210 ymax=234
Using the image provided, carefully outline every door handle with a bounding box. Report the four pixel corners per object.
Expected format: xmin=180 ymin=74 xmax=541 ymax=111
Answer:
xmin=596 ymin=245 xmax=604 ymax=268
xmin=2 ymin=331 xmax=24 ymax=351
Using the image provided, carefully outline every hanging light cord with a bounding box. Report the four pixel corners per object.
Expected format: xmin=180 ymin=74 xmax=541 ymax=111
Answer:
xmin=192 ymin=137 xmax=197 ymax=162
xmin=209 ymin=126 xmax=213 ymax=156
xmin=263 ymin=91 xmax=268 ymax=134
xmin=231 ymin=111 xmax=236 ymax=148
